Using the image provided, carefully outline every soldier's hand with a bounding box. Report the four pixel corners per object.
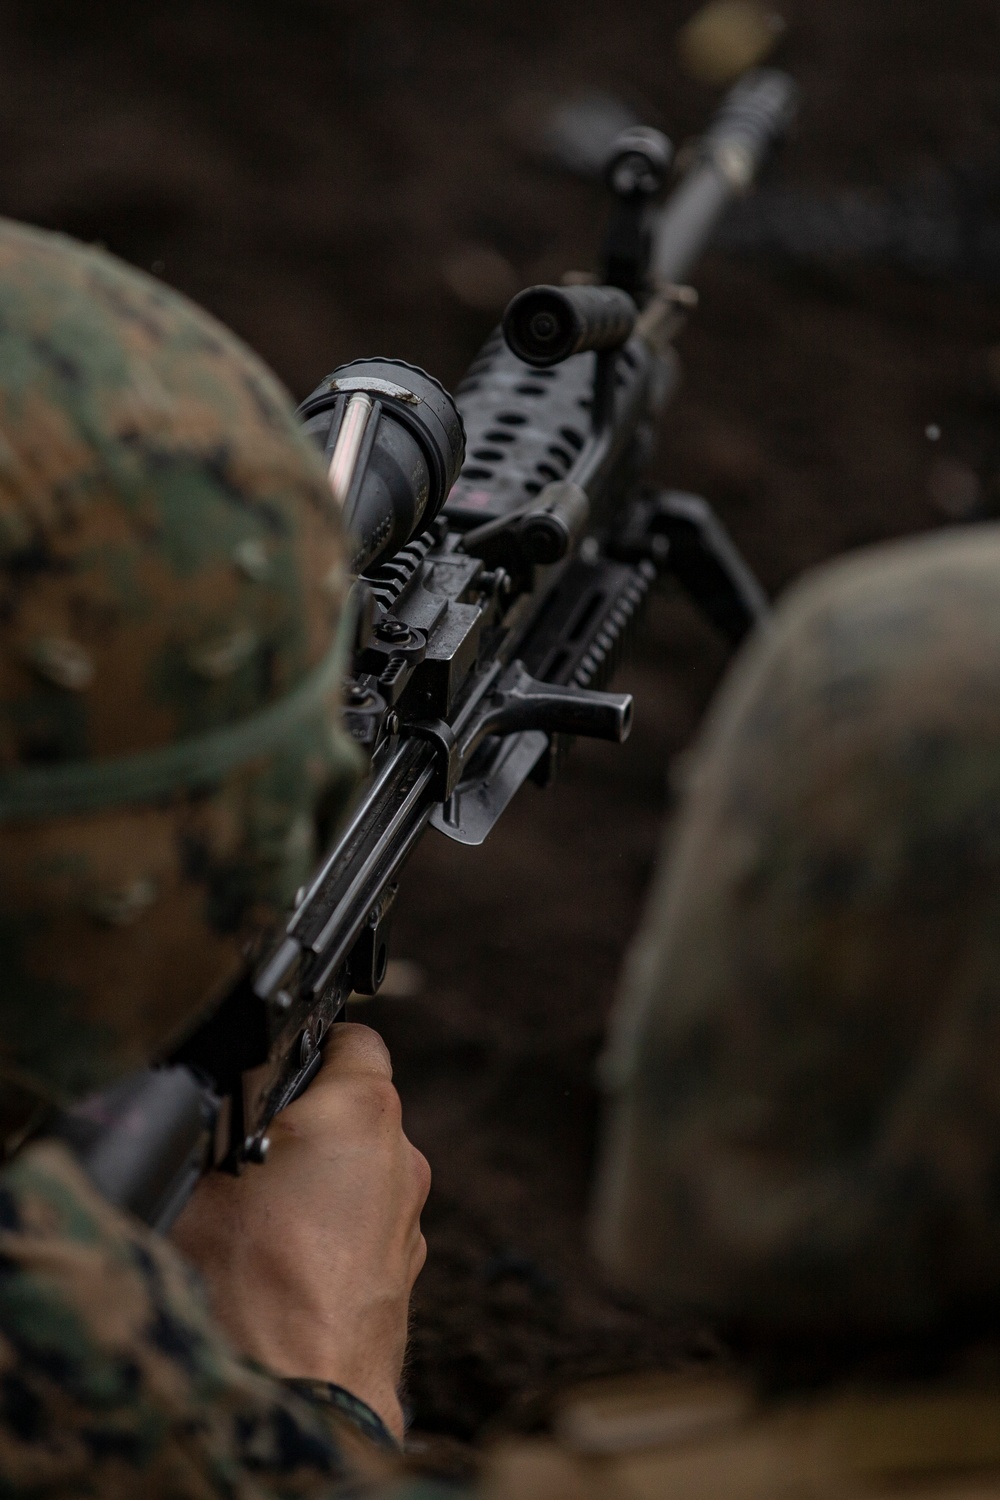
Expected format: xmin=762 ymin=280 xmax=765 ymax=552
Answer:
xmin=171 ymin=1023 xmax=430 ymax=1440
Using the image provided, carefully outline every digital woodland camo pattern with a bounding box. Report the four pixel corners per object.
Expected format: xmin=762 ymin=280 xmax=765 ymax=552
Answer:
xmin=0 ymin=1138 xmax=397 ymax=1497
xmin=0 ymin=218 xmax=360 ymax=1104
xmin=593 ymin=524 xmax=1000 ymax=1339
xmin=0 ymin=221 xmax=401 ymax=1497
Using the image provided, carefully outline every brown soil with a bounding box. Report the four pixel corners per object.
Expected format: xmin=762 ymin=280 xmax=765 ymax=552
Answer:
xmin=3 ymin=0 xmax=1000 ymax=1441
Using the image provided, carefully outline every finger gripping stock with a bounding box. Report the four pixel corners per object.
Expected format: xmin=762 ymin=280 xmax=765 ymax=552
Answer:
xmin=502 ymin=284 xmax=638 ymax=367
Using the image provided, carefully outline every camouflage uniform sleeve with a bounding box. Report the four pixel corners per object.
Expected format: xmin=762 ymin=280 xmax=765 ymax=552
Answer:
xmin=0 ymin=1139 xmax=400 ymax=1497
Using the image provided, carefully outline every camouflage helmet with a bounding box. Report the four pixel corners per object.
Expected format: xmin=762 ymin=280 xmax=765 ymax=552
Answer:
xmin=592 ymin=525 xmax=1000 ymax=1342
xmin=0 ymin=218 xmax=359 ymax=1109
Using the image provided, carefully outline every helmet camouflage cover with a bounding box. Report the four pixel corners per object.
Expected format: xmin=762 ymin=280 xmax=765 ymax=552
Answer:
xmin=0 ymin=219 xmax=358 ymax=1109
xmin=593 ymin=525 xmax=1000 ymax=1340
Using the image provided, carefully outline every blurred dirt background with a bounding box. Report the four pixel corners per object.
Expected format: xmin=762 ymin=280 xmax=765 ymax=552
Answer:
xmin=3 ymin=0 xmax=1000 ymax=1442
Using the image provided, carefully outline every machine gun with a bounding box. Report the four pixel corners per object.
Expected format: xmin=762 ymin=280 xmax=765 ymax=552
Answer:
xmin=53 ymin=68 xmax=798 ymax=1229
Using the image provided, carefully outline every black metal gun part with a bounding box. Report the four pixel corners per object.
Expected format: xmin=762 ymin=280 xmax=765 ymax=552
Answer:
xmin=59 ymin=69 xmax=797 ymax=1225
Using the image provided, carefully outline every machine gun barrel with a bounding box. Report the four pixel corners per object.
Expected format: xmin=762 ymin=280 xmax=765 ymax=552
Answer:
xmin=653 ymin=68 xmax=798 ymax=285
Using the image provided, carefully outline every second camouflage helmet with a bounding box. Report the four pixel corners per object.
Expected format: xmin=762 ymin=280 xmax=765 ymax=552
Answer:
xmin=593 ymin=525 xmax=1000 ymax=1340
